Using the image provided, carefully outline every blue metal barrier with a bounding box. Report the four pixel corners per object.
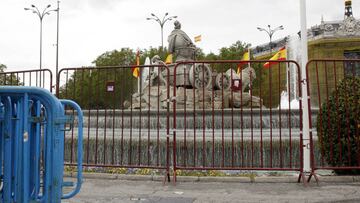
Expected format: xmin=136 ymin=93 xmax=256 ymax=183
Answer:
xmin=0 ymin=87 xmax=83 ymax=203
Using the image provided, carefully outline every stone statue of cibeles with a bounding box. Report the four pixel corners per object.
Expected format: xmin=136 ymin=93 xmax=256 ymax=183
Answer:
xmin=167 ymin=20 xmax=197 ymax=62
xmin=128 ymin=20 xmax=263 ymax=109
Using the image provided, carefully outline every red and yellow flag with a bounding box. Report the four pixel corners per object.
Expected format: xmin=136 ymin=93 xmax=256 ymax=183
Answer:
xmin=263 ymin=47 xmax=287 ymax=68
xmin=194 ymin=35 xmax=202 ymax=42
xmin=237 ymin=50 xmax=250 ymax=74
xmin=132 ymin=51 xmax=140 ymax=78
xmin=165 ymin=54 xmax=173 ymax=64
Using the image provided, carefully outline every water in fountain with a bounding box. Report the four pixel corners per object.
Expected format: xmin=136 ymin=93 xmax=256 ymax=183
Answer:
xmin=279 ymin=35 xmax=301 ymax=109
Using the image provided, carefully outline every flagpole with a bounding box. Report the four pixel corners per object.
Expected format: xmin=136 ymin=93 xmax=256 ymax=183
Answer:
xmin=300 ymin=0 xmax=310 ymax=172
xmin=248 ymin=48 xmax=251 ymax=69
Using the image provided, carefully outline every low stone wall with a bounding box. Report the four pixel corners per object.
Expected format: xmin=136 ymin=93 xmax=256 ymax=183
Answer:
xmin=64 ymin=138 xmax=321 ymax=169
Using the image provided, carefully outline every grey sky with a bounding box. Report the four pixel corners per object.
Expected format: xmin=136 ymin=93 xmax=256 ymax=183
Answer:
xmin=0 ymin=0 xmax=358 ymax=73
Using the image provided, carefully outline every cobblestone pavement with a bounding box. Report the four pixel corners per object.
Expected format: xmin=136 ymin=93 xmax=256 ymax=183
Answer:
xmin=64 ymin=175 xmax=360 ymax=203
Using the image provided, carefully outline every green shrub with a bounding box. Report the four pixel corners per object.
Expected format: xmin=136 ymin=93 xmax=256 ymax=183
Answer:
xmin=317 ymin=77 xmax=360 ymax=174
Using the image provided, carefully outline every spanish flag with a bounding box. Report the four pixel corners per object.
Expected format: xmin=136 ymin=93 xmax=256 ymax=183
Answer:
xmin=194 ymin=35 xmax=202 ymax=42
xmin=263 ymin=47 xmax=287 ymax=68
xmin=237 ymin=50 xmax=250 ymax=74
xmin=132 ymin=50 xmax=140 ymax=78
xmin=165 ymin=54 xmax=173 ymax=64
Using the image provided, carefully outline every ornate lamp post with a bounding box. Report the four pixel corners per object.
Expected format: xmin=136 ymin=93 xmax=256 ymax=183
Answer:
xmin=146 ymin=13 xmax=177 ymax=49
xmin=25 ymin=4 xmax=58 ymax=70
xmin=257 ymin=25 xmax=284 ymax=53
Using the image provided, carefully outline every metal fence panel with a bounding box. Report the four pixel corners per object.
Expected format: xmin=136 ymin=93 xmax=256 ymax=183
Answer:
xmin=306 ymin=59 xmax=360 ymax=182
xmin=171 ymin=60 xmax=305 ymax=182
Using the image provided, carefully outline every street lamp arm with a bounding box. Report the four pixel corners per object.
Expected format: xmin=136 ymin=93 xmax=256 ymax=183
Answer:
xmin=257 ymin=27 xmax=271 ymax=36
xmin=147 ymin=17 xmax=162 ymax=26
xmin=163 ymin=15 xmax=177 ymax=25
xmin=25 ymin=7 xmax=42 ymax=19
xmin=147 ymin=12 xmax=177 ymax=49
xmin=272 ymin=26 xmax=284 ymax=32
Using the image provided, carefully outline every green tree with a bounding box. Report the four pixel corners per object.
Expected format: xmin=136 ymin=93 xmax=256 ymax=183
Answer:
xmin=0 ymin=64 xmax=22 ymax=85
xmin=317 ymin=77 xmax=360 ymax=174
xmin=58 ymin=48 xmax=140 ymax=109
xmin=204 ymin=41 xmax=251 ymax=72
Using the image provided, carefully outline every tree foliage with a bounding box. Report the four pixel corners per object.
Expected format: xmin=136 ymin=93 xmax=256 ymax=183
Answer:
xmin=0 ymin=64 xmax=22 ymax=85
xmin=58 ymin=41 xmax=252 ymax=108
xmin=317 ymin=77 xmax=360 ymax=174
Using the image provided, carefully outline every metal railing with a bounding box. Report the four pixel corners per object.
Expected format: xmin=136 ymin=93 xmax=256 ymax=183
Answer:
xmin=0 ymin=87 xmax=83 ymax=202
xmin=306 ymin=59 xmax=360 ymax=182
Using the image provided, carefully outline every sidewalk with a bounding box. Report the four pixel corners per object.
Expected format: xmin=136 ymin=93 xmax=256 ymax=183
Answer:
xmin=65 ymin=174 xmax=360 ymax=203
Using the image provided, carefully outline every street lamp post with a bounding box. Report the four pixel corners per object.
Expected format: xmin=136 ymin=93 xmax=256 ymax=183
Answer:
xmin=55 ymin=1 xmax=60 ymax=76
xmin=25 ymin=4 xmax=58 ymax=70
xmin=146 ymin=13 xmax=177 ymax=49
xmin=299 ymin=0 xmax=310 ymax=173
xmin=257 ymin=25 xmax=284 ymax=53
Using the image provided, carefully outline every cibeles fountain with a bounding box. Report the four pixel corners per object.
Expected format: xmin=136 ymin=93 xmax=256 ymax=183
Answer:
xmin=131 ymin=20 xmax=262 ymax=110
xmin=73 ymin=21 xmax=309 ymax=167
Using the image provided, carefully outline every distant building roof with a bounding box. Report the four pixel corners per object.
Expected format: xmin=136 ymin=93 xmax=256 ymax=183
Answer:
xmin=252 ymin=15 xmax=360 ymax=58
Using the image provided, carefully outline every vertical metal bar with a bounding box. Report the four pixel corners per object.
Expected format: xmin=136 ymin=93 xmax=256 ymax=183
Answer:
xmin=193 ymin=64 xmax=197 ymax=167
xmin=173 ymin=64 xmax=178 ymax=182
xmin=22 ymin=93 xmax=30 ymax=202
xmin=287 ymin=62 xmax=292 ymax=168
xmin=120 ymin=68 xmax=125 ymax=165
xmin=269 ymin=64 xmax=273 ymax=168
xmin=278 ymin=63 xmax=283 ymax=168
xmin=70 ymin=70 xmax=76 ymax=164
xmin=221 ymin=72 xmax=225 ymax=167
xmin=95 ymin=69 xmax=100 ymax=164
xmin=211 ymin=68 xmax=215 ymax=168
xmin=112 ymin=68 xmax=116 ymax=165
xmin=156 ymin=67 xmax=160 ymax=167
xmin=103 ymin=69 xmax=108 ymax=165
xmin=87 ymin=69 xmax=92 ymax=164
xmin=231 ymin=67 xmax=235 ymax=167
xmin=250 ymin=69 xmax=254 ymax=167
xmin=138 ymin=66 xmax=142 ymax=166
xmin=3 ymin=97 xmax=13 ymax=202
xmin=202 ymin=63 xmax=206 ymax=167
xmin=184 ymin=67 xmax=187 ymax=167
xmin=129 ymin=68 xmax=133 ymax=166
xmin=79 ymin=69 xmax=84 ymax=164
xmin=259 ymin=63 xmax=264 ymax=168
xmin=240 ymin=68 xmax=244 ymax=167
xmin=165 ymin=65 xmax=170 ymax=181
xmin=147 ymin=67 xmax=151 ymax=166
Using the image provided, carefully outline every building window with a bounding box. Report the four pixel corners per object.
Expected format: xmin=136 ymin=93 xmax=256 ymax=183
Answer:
xmin=344 ymin=50 xmax=360 ymax=77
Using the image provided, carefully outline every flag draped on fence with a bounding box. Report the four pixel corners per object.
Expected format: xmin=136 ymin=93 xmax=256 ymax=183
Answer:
xmin=132 ymin=51 xmax=140 ymax=78
xmin=263 ymin=47 xmax=287 ymax=68
xmin=237 ymin=49 xmax=250 ymax=74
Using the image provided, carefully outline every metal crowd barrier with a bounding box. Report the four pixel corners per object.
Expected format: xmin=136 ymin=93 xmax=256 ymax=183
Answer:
xmin=0 ymin=86 xmax=83 ymax=202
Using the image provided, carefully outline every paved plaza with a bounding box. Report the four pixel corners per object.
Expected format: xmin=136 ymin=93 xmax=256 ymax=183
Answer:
xmin=65 ymin=175 xmax=360 ymax=203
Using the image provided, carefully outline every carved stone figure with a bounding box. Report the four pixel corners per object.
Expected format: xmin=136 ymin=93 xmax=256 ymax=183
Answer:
xmin=338 ymin=16 xmax=359 ymax=36
xmin=129 ymin=21 xmax=263 ymax=109
xmin=167 ymin=20 xmax=196 ymax=62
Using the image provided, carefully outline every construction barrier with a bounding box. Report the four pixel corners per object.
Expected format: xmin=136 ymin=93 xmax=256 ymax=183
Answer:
xmin=0 ymin=86 xmax=83 ymax=202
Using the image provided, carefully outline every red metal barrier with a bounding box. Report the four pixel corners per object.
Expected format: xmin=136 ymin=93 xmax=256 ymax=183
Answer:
xmin=0 ymin=69 xmax=53 ymax=92
xmin=56 ymin=65 xmax=171 ymax=180
xmin=172 ymin=60 xmax=306 ymax=183
xmin=306 ymin=59 xmax=360 ymax=182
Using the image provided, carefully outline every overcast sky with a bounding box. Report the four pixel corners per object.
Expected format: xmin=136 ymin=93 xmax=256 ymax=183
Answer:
xmin=0 ymin=0 xmax=359 ymax=72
